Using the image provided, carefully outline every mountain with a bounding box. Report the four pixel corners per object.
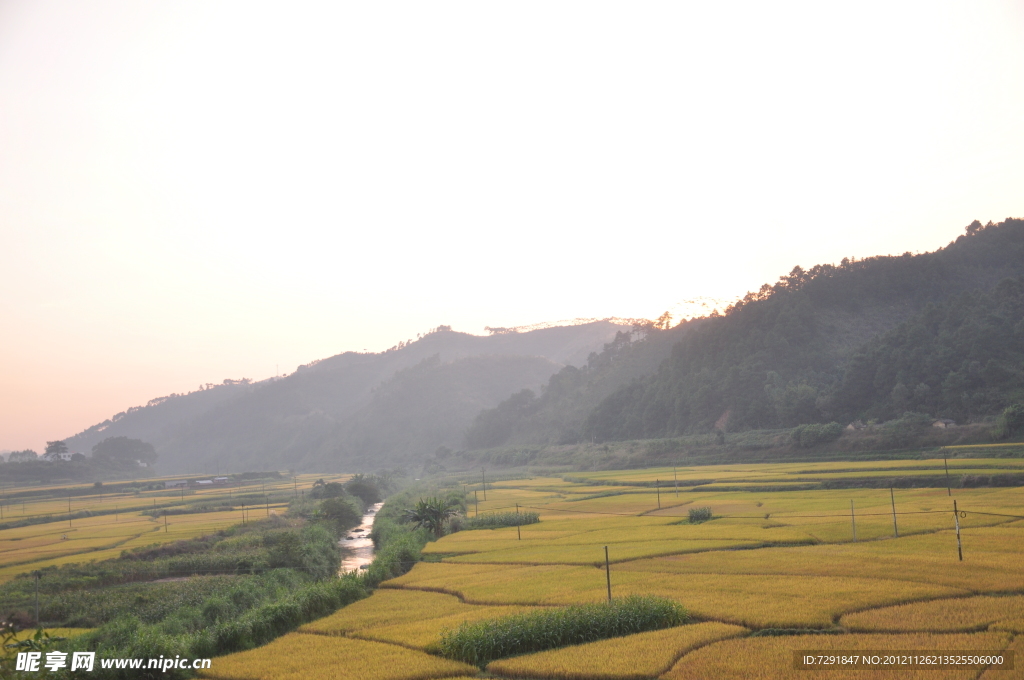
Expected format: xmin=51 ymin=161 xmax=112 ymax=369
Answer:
xmin=63 ymin=321 xmax=628 ymax=473
xmin=583 ymin=218 xmax=1024 ymax=441
xmin=470 ymin=218 xmax=1024 ymax=448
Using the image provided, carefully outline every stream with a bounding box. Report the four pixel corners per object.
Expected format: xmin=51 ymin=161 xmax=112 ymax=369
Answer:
xmin=339 ymin=502 xmax=384 ymax=573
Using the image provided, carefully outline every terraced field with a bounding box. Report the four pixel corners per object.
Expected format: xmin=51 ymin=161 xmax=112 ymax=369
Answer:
xmin=0 ymin=473 xmax=346 ymax=582
xmin=199 ymin=458 xmax=1024 ymax=680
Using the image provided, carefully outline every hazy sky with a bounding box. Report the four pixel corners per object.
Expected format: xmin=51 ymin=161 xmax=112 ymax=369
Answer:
xmin=2 ymin=1 xmax=1023 ymax=453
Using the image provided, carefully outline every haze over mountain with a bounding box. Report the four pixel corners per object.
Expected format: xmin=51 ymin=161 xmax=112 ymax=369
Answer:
xmin=59 ymin=218 xmax=1024 ymax=477
xmin=64 ymin=321 xmax=631 ymax=473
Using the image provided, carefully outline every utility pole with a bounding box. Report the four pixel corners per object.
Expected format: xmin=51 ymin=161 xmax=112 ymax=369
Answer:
xmin=953 ymin=500 xmax=963 ymax=561
xmin=656 ymin=480 xmax=661 ymax=510
xmin=674 ymin=467 xmax=678 ymax=497
xmin=944 ymin=458 xmax=952 ymax=496
xmin=481 ymin=470 xmax=487 ymax=501
xmin=474 ymin=491 xmax=479 ymax=517
xmin=890 ymin=488 xmax=898 ymax=537
xmin=850 ymin=500 xmax=856 ymax=542
xmin=604 ymin=546 xmax=612 ymax=602
xmin=164 ymin=511 xmax=168 ymax=533
xmin=516 ymin=503 xmax=521 ymax=540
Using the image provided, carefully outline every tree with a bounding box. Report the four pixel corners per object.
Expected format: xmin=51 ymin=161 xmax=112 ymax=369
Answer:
xmin=344 ymin=475 xmax=382 ymax=507
xmin=310 ymin=480 xmax=345 ymax=499
xmin=45 ymin=441 xmax=68 ymax=455
xmin=91 ymin=437 xmax=158 ymax=465
xmin=404 ymin=497 xmax=461 ymax=538
xmin=317 ymin=497 xmax=362 ymax=529
xmin=995 ymin=403 xmax=1024 ymax=439
xmin=8 ymin=450 xmax=37 ymax=463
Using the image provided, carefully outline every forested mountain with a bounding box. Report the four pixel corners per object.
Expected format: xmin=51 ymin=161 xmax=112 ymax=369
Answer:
xmin=582 ymin=218 xmax=1024 ymax=441
xmin=64 ymin=322 xmax=626 ymax=473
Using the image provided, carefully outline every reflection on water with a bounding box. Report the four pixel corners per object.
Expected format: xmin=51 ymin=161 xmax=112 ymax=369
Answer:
xmin=339 ymin=502 xmax=384 ymax=573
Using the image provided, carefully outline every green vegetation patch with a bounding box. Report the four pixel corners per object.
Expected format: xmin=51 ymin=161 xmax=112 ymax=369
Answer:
xmin=436 ymin=594 xmax=687 ymax=667
xmin=463 ymin=511 xmax=540 ymax=530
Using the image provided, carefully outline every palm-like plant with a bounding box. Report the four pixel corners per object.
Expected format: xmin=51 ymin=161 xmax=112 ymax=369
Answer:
xmin=405 ymin=496 xmax=462 ymax=538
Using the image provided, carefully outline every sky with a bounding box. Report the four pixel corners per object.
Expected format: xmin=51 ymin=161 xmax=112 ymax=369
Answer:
xmin=1 ymin=1 xmax=1023 ymax=453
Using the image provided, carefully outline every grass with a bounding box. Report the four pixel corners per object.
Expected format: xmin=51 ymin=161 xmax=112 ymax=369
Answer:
xmin=486 ymin=621 xmax=746 ymax=679
xmin=436 ymin=595 xmax=687 ymax=666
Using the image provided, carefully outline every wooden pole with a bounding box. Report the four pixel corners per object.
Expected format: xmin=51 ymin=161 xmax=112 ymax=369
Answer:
xmin=674 ymin=467 xmax=678 ymax=497
xmin=944 ymin=458 xmax=951 ymax=496
xmin=850 ymin=500 xmax=856 ymax=542
xmin=656 ymin=480 xmax=661 ymax=510
xmin=604 ymin=546 xmax=612 ymax=602
xmin=516 ymin=503 xmax=521 ymax=540
xmin=953 ymin=500 xmax=963 ymax=561
xmin=164 ymin=512 xmax=168 ymax=533
xmin=474 ymin=490 xmax=479 ymax=517
xmin=482 ymin=470 xmax=487 ymax=501
xmin=890 ymin=487 xmax=898 ymax=537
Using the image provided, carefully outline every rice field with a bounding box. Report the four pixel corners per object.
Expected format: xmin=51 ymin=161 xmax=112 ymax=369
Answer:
xmin=0 ymin=473 xmax=345 ymax=583
xmin=841 ymin=596 xmax=1024 ymax=633
xmin=365 ymin=465 xmax=1021 ymax=679
xmin=7 ymin=463 xmax=1022 ymax=679
xmin=486 ymin=622 xmax=747 ymax=679
xmin=197 ymin=633 xmax=477 ymax=680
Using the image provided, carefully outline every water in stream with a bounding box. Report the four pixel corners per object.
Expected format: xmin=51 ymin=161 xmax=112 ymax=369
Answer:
xmin=339 ymin=502 xmax=384 ymax=573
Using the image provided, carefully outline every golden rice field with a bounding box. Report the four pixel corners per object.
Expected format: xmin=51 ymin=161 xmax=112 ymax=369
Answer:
xmin=486 ymin=622 xmax=748 ymax=679
xmin=194 ymin=460 xmax=1024 ymax=680
xmin=0 ymin=473 xmax=347 ymax=583
xmin=6 ymin=462 xmax=1022 ymax=679
xmin=197 ymin=633 xmax=477 ymax=680
xmin=661 ymin=632 xmax=1012 ymax=680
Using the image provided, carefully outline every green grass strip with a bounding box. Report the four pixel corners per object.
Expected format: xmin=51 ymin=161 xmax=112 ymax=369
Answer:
xmin=436 ymin=595 xmax=687 ymax=666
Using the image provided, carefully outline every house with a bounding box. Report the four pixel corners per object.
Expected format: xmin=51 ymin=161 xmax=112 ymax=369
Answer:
xmin=193 ymin=480 xmax=214 ymax=487
xmin=41 ymin=451 xmax=75 ymax=462
xmin=212 ymin=477 xmax=229 ymax=485
xmin=932 ymin=419 xmax=956 ymax=429
xmin=165 ymin=480 xmax=188 ymax=488
xmin=845 ymin=420 xmax=867 ymax=431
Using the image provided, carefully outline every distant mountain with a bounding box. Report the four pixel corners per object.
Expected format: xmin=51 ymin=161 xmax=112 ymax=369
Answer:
xmin=64 ymin=321 xmax=627 ymax=473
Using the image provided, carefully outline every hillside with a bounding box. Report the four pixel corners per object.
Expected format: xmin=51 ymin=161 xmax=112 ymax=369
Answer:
xmin=468 ymin=219 xmax=1024 ymax=450
xmin=63 ymin=321 xmax=627 ymax=473
xmin=584 ymin=218 xmax=1024 ymax=441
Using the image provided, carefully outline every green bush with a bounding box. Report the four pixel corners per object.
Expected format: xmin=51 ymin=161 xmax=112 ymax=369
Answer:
xmin=688 ymin=506 xmax=712 ymax=523
xmin=994 ymin=403 xmax=1024 ymax=439
xmin=791 ymin=422 xmax=843 ymax=448
xmin=463 ymin=511 xmax=540 ymax=530
xmin=436 ymin=595 xmax=687 ymax=666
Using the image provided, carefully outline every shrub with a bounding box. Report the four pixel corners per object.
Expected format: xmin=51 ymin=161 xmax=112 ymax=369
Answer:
xmin=688 ymin=507 xmax=713 ymax=523
xmin=463 ymin=511 xmax=540 ymax=530
xmin=790 ymin=422 xmax=843 ymax=448
xmin=436 ymin=595 xmax=687 ymax=666
xmin=994 ymin=404 xmax=1024 ymax=439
